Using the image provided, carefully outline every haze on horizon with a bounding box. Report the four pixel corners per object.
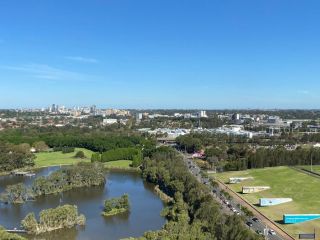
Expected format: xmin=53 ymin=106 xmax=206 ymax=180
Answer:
xmin=0 ymin=0 xmax=320 ymax=109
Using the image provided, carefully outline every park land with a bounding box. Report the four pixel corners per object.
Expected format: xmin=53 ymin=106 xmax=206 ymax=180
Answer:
xmin=34 ymin=148 xmax=132 ymax=169
xmin=213 ymin=166 xmax=320 ymax=239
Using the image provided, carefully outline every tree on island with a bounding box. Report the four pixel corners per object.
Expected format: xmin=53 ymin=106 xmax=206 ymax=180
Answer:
xmin=21 ymin=205 xmax=86 ymax=235
xmin=102 ymin=194 xmax=130 ymax=216
xmin=0 ymin=162 xmax=106 ymax=204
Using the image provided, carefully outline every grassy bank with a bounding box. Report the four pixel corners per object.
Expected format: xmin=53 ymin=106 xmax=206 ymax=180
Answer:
xmin=213 ymin=166 xmax=320 ymax=239
xmin=34 ymin=148 xmax=93 ymax=167
xmin=103 ymin=160 xmax=140 ymax=171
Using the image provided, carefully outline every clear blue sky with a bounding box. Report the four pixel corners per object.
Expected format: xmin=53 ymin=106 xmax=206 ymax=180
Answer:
xmin=0 ymin=0 xmax=320 ymax=109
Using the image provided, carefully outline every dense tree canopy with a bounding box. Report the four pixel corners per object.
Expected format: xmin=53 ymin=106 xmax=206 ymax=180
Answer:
xmin=0 ymin=141 xmax=35 ymax=172
xmin=139 ymin=146 xmax=259 ymax=240
xmin=103 ymin=194 xmax=130 ymax=216
xmin=0 ymin=127 xmax=149 ymax=153
xmin=21 ymin=205 xmax=85 ymax=235
xmin=1 ymin=162 xmax=106 ymax=204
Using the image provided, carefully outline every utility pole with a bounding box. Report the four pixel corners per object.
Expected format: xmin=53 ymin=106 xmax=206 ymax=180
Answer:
xmin=311 ymin=150 xmax=313 ymax=172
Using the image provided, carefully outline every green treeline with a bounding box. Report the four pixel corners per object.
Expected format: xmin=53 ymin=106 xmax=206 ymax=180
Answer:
xmin=101 ymin=148 xmax=139 ymax=162
xmin=0 ymin=127 xmax=148 ymax=152
xmin=139 ymin=146 xmax=259 ymax=240
xmin=53 ymin=146 xmax=75 ymax=153
xmin=0 ymin=141 xmax=35 ymax=171
xmin=0 ymin=162 xmax=105 ymax=204
xmin=102 ymin=194 xmax=130 ymax=216
xmin=92 ymin=148 xmax=143 ymax=167
xmin=177 ymin=133 xmax=320 ymax=171
xmin=241 ymin=147 xmax=320 ymax=170
xmin=21 ymin=204 xmax=86 ymax=235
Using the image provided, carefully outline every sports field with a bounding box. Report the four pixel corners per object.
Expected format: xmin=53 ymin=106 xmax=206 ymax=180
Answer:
xmin=34 ymin=148 xmax=92 ymax=167
xmin=213 ymin=166 xmax=320 ymax=239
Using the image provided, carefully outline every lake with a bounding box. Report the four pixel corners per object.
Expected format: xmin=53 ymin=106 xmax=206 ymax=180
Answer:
xmin=0 ymin=167 xmax=166 ymax=240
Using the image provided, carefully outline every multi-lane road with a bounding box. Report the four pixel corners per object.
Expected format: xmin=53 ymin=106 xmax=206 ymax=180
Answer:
xmin=183 ymin=154 xmax=289 ymax=240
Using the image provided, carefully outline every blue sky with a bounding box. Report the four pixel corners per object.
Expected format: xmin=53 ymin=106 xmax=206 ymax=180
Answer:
xmin=0 ymin=0 xmax=320 ymax=109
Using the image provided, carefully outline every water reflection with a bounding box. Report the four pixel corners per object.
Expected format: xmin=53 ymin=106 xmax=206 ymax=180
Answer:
xmin=0 ymin=167 xmax=165 ymax=240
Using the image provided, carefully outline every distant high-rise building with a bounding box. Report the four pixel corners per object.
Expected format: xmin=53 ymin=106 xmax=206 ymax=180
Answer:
xmin=199 ymin=110 xmax=208 ymax=118
xmin=232 ymin=113 xmax=240 ymax=121
xmin=136 ymin=113 xmax=143 ymax=121
xmin=90 ymin=105 xmax=97 ymax=115
xmin=51 ymin=104 xmax=56 ymax=113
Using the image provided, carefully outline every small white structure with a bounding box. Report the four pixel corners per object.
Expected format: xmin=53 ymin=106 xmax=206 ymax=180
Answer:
xmin=260 ymin=198 xmax=292 ymax=206
xmin=242 ymin=186 xmax=270 ymax=194
xmin=30 ymin=147 xmax=36 ymax=153
xmin=229 ymin=177 xmax=254 ymax=184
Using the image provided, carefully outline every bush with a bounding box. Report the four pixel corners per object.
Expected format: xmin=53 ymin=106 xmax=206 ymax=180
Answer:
xmin=74 ymin=151 xmax=85 ymax=159
xmin=91 ymin=153 xmax=101 ymax=162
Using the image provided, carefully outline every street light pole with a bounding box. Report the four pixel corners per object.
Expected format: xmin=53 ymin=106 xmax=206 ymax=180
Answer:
xmin=311 ymin=151 xmax=313 ymax=172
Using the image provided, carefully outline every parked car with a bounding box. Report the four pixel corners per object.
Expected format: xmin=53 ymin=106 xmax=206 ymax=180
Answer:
xmin=246 ymin=222 xmax=253 ymax=227
xmin=256 ymin=230 xmax=263 ymax=235
xmin=252 ymin=217 xmax=260 ymax=222
xmin=269 ymin=229 xmax=276 ymax=235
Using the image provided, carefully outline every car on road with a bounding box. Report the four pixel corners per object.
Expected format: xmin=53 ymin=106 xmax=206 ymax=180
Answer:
xmin=252 ymin=217 xmax=260 ymax=222
xmin=268 ymin=229 xmax=276 ymax=235
xmin=246 ymin=222 xmax=253 ymax=227
xmin=256 ymin=230 xmax=263 ymax=235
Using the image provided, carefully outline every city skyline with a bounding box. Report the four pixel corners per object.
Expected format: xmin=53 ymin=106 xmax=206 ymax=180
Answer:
xmin=1 ymin=0 xmax=320 ymax=109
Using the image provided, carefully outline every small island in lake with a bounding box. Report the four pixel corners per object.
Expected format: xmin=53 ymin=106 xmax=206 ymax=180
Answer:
xmin=102 ymin=194 xmax=130 ymax=217
xmin=21 ymin=204 xmax=86 ymax=235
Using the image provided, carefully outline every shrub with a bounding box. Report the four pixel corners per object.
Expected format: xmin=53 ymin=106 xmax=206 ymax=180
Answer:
xmin=74 ymin=151 xmax=85 ymax=159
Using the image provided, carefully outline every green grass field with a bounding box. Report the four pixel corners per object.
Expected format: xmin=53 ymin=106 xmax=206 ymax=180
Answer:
xmin=34 ymin=148 xmax=93 ymax=167
xmin=298 ymin=164 xmax=320 ymax=174
xmin=213 ymin=166 xmax=320 ymax=239
xmin=104 ymin=160 xmax=132 ymax=168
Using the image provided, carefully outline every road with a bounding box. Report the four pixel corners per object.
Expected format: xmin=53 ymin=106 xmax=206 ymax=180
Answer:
xmin=183 ymin=154 xmax=291 ymax=240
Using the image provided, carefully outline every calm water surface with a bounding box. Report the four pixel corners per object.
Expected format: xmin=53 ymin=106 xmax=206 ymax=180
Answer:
xmin=0 ymin=167 xmax=166 ymax=240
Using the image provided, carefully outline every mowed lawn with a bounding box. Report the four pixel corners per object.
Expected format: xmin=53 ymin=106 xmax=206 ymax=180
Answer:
xmin=34 ymin=148 xmax=93 ymax=167
xmin=298 ymin=165 xmax=320 ymax=174
xmin=213 ymin=166 xmax=320 ymax=238
xmin=104 ymin=160 xmax=132 ymax=168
